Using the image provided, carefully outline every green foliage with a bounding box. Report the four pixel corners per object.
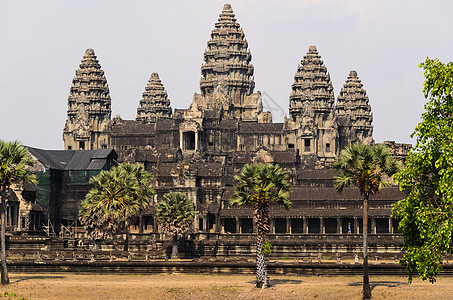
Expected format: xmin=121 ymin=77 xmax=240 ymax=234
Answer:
xmin=79 ymin=163 xmax=155 ymax=241
xmin=332 ymin=143 xmax=400 ymax=197
xmin=0 ymin=140 xmax=37 ymax=284
xmin=392 ymin=58 xmax=453 ymax=283
xmin=1 ymin=290 xmax=26 ymax=300
xmin=333 ymin=143 xmax=400 ymax=299
xmin=230 ymin=163 xmax=292 ymax=212
xmin=0 ymin=140 xmax=37 ymax=193
xmin=260 ymin=241 xmax=272 ymax=256
xmin=230 ymin=163 xmax=291 ymax=288
xmin=156 ymin=192 xmax=194 ymax=236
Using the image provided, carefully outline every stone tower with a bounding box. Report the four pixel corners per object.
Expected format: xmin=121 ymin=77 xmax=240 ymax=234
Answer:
xmin=336 ymin=71 xmax=373 ymax=148
xmin=136 ymin=72 xmax=172 ymax=124
xmin=193 ymin=4 xmax=270 ymax=122
xmin=63 ymin=49 xmax=111 ymax=150
xmin=287 ymin=45 xmax=337 ymax=164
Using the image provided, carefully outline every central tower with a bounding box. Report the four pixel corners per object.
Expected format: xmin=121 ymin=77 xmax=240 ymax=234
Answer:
xmin=200 ymin=4 xmax=254 ymax=104
xmin=192 ymin=4 xmax=270 ymax=122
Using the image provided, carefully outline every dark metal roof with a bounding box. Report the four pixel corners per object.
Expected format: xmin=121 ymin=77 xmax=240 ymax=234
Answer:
xmin=27 ymin=147 xmax=117 ymax=171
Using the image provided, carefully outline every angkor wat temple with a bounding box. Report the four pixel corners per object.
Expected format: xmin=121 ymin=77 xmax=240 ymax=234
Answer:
xmin=59 ymin=4 xmax=411 ymax=242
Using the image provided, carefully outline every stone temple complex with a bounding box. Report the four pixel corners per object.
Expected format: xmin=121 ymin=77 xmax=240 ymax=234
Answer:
xmin=57 ymin=4 xmax=411 ymax=240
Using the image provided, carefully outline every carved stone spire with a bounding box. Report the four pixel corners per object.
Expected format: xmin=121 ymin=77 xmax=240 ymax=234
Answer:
xmin=200 ymin=4 xmax=255 ymax=106
xmin=289 ymin=45 xmax=335 ymax=121
xmin=63 ymin=48 xmax=111 ymax=150
xmin=136 ymin=72 xmax=172 ymax=124
xmin=336 ymin=70 xmax=373 ymax=147
xmin=286 ymin=46 xmax=337 ymax=166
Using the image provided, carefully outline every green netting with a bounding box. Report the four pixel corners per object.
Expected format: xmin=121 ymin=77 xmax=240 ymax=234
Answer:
xmin=36 ymin=170 xmax=51 ymax=207
xmin=69 ymin=170 xmax=88 ymax=185
xmin=88 ymin=170 xmax=100 ymax=178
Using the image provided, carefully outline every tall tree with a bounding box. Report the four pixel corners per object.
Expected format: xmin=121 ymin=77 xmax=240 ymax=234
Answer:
xmin=392 ymin=58 xmax=453 ymax=283
xmin=79 ymin=163 xmax=154 ymax=250
xmin=230 ymin=163 xmax=292 ymax=288
xmin=0 ymin=141 xmax=37 ymax=284
xmin=116 ymin=163 xmax=155 ymax=251
xmin=157 ymin=192 xmax=194 ymax=259
xmin=333 ymin=143 xmax=400 ymax=299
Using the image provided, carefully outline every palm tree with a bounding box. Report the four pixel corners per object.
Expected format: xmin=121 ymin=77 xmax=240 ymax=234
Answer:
xmin=332 ymin=143 xmax=400 ymax=299
xmin=79 ymin=163 xmax=154 ymax=250
xmin=0 ymin=140 xmax=37 ymax=284
xmin=156 ymin=192 xmax=194 ymax=259
xmin=230 ymin=163 xmax=292 ymax=288
xmin=116 ymin=163 xmax=154 ymax=251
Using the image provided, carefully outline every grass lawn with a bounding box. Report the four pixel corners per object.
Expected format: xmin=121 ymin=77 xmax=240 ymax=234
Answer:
xmin=0 ymin=273 xmax=451 ymax=299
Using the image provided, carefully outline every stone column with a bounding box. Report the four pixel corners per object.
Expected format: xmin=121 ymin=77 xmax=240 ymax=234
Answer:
xmin=371 ymin=218 xmax=376 ymax=234
xmin=303 ymin=217 xmax=307 ymax=234
xmin=220 ymin=218 xmax=225 ymax=234
xmin=235 ymin=217 xmax=240 ymax=234
xmin=389 ymin=218 xmax=393 ymax=234
xmin=286 ymin=218 xmax=291 ymax=234
xmin=153 ymin=217 xmax=158 ymax=233
xmin=337 ymin=218 xmax=341 ymax=234
xmin=320 ymin=217 xmax=324 ymax=234
xmin=179 ymin=131 xmax=183 ymax=150
xmin=195 ymin=131 xmax=199 ymax=150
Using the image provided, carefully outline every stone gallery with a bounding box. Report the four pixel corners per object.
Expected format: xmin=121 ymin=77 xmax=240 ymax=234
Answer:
xmin=56 ymin=4 xmax=411 ymax=247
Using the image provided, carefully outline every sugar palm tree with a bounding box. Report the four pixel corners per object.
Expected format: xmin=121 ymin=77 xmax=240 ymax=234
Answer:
xmin=157 ymin=192 xmax=194 ymax=259
xmin=0 ymin=140 xmax=37 ymax=284
xmin=79 ymin=163 xmax=154 ymax=250
xmin=332 ymin=143 xmax=400 ymax=299
xmin=117 ymin=163 xmax=154 ymax=251
xmin=230 ymin=163 xmax=292 ymax=288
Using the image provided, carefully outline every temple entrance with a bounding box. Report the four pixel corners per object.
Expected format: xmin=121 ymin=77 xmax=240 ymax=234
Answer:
xmin=183 ymin=131 xmax=196 ymax=150
xmin=342 ymin=218 xmax=355 ymax=234
xmin=324 ymin=218 xmax=337 ymax=233
xmin=290 ymin=218 xmax=303 ymax=233
xmin=223 ymin=218 xmax=236 ymax=233
xmin=274 ymin=218 xmax=286 ymax=233
xmin=207 ymin=213 xmax=216 ymax=232
xmin=307 ymin=218 xmax=320 ymax=233
xmin=375 ymin=218 xmax=389 ymax=234
xmin=240 ymin=218 xmax=253 ymax=233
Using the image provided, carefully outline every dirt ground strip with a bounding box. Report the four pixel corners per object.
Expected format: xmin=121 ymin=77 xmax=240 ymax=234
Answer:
xmin=0 ymin=273 xmax=452 ymax=300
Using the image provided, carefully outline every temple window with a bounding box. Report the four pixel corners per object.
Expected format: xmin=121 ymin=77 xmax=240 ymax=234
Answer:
xmin=307 ymin=218 xmax=320 ymax=233
xmin=304 ymin=139 xmax=311 ymax=152
xmin=224 ymin=218 xmax=237 ymax=233
xmin=274 ymin=218 xmax=287 ymax=234
xmin=183 ymin=131 xmax=196 ymax=150
xmin=326 ymin=143 xmax=331 ymax=153
xmin=290 ymin=218 xmax=303 ymax=233
xmin=240 ymin=218 xmax=253 ymax=233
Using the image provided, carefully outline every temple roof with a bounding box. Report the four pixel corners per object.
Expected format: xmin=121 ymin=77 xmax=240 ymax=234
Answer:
xmin=66 ymin=48 xmax=111 ymax=120
xmin=239 ymin=123 xmax=283 ymax=134
xmin=289 ymin=45 xmax=334 ymax=120
xmin=336 ymin=70 xmax=373 ymax=144
xmin=28 ymin=147 xmax=117 ymax=171
xmin=136 ymin=72 xmax=172 ymax=124
xmin=199 ymin=4 xmax=255 ymax=101
xmin=336 ymin=70 xmax=373 ymax=125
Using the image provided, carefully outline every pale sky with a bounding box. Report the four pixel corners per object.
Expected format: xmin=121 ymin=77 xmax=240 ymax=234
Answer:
xmin=1 ymin=0 xmax=452 ymax=149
